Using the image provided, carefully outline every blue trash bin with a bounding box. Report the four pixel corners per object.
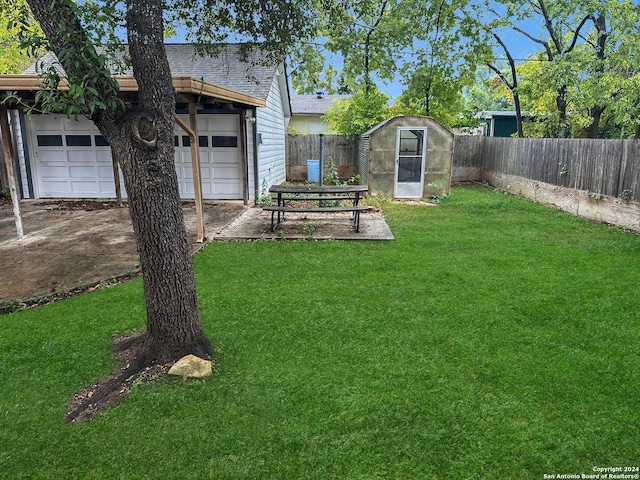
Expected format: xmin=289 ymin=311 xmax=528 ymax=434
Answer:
xmin=307 ymin=159 xmax=320 ymax=183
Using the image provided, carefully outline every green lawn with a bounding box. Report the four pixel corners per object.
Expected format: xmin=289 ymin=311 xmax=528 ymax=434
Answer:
xmin=1 ymin=185 xmax=639 ymax=479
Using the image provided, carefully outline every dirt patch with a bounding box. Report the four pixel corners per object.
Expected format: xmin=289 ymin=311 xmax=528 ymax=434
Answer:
xmin=0 ymin=200 xmax=244 ymax=304
xmin=35 ymin=199 xmax=126 ymax=211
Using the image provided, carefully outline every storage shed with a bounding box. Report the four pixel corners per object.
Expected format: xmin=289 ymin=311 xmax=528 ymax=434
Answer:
xmin=358 ymin=116 xmax=453 ymax=199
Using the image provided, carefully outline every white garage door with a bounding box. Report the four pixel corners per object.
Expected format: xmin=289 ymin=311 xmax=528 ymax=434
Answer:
xmin=30 ymin=115 xmax=115 ymax=198
xmin=174 ymin=113 xmax=242 ymax=200
xmin=29 ymin=113 xmax=242 ymax=199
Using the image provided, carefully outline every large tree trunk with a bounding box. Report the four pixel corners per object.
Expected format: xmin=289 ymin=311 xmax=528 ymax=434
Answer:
xmin=556 ymin=85 xmax=569 ymax=138
xmin=489 ymin=33 xmax=524 ymax=138
xmin=26 ymin=0 xmax=211 ymax=364
xmin=586 ymin=105 xmax=605 ymax=139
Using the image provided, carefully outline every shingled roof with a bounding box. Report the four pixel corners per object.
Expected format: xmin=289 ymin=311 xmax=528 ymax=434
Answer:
xmin=22 ymin=44 xmax=279 ymax=101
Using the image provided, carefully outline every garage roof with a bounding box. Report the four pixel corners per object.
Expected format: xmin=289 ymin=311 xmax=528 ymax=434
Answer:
xmin=0 ymin=74 xmax=265 ymax=108
xmin=0 ymin=44 xmax=281 ymax=108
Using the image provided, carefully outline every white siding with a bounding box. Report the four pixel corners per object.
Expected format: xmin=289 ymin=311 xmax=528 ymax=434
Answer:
xmin=255 ymin=73 xmax=287 ymax=197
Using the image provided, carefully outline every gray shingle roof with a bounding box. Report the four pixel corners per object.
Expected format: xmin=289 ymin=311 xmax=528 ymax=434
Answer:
xmin=23 ymin=44 xmax=278 ymax=100
xmin=290 ymin=95 xmax=349 ymax=115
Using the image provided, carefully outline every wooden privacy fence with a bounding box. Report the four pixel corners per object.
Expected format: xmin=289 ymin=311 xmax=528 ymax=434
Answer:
xmin=286 ymin=133 xmax=640 ymax=204
xmin=286 ymin=134 xmax=359 ymax=181
xmin=453 ymin=136 xmax=640 ymax=203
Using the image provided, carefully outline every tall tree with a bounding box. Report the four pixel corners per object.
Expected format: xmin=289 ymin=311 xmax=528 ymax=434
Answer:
xmin=290 ymin=0 xmax=409 ymax=95
xmin=481 ymin=0 xmax=591 ymax=137
xmin=0 ymin=0 xmax=41 ymax=74
xmin=13 ymin=0 xmax=315 ymax=366
xmin=487 ymin=32 xmax=524 ymax=137
xmin=399 ymin=0 xmax=491 ymax=125
xmin=491 ymin=0 xmax=640 ymax=138
xmin=323 ymin=83 xmax=390 ymax=136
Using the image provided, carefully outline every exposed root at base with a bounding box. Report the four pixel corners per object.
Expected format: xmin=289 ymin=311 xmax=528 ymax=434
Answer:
xmin=64 ymin=332 xmax=171 ymax=423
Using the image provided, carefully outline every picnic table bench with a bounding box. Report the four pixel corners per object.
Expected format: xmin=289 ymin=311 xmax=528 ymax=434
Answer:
xmin=263 ymin=184 xmax=372 ymax=232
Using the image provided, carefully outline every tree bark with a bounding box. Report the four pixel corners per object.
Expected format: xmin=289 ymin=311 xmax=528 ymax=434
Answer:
xmin=556 ymin=85 xmax=569 ymax=138
xmin=26 ymin=0 xmax=211 ymax=364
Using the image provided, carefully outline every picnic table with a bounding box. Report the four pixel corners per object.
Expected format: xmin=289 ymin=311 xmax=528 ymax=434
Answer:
xmin=263 ymin=184 xmax=372 ymax=232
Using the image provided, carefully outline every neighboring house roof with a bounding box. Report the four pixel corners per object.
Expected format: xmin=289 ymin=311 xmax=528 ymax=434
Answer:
xmin=477 ymin=110 xmax=516 ymax=117
xmin=290 ymin=95 xmax=349 ymax=115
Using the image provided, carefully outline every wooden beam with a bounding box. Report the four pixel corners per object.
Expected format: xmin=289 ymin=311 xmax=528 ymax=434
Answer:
xmin=175 ymin=109 xmax=205 ymax=243
xmin=0 ymin=75 xmax=266 ymax=108
xmin=0 ymin=106 xmax=24 ymax=239
xmin=111 ymin=150 xmax=123 ymax=206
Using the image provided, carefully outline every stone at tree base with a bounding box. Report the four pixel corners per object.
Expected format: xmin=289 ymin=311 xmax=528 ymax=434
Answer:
xmin=168 ymin=354 xmax=212 ymax=379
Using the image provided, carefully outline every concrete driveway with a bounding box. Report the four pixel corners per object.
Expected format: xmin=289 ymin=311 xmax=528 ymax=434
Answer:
xmin=0 ymin=199 xmax=244 ymax=301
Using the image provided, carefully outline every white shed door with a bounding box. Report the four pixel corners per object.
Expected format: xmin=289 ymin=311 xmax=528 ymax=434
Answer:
xmin=30 ymin=113 xmax=242 ymax=199
xmin=30 ymin=115 xmax=115 ymax=198
xmin=394 ymin=127 xmax=427 ymax=199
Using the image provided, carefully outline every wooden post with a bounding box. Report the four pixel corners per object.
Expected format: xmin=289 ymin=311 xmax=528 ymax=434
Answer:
xmin=0 ymin=105 xmax=24 ymax=239
xmin=111 ymin=150 xmax=123 ymax=206
xmin=175 ymin=105 xmax=205 ymax=243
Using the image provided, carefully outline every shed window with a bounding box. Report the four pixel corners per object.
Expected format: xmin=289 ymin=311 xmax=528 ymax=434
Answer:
xmin=212 ymin=135 xmax=237 ymax=148
xmin=37 ymin=135 xmax=63 ymax=147
xmin=398 ymin=130 xmax=424 ymax=156
xmin=182 ymin=135 xmax=191 ymax=147
xmin=66 ymin=135 xmax=92 ymax=147
xmin=199 ymin=136 xmax=209 ymax=147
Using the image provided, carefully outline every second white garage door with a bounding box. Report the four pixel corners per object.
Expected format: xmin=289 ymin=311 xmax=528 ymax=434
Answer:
xmin=29 ymin=113 xmax=243 ymax=200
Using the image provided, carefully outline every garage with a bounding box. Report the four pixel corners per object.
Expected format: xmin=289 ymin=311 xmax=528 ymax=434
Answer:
xmin=174 ymin=113 xmax=242 ymax=200
xmin=28 ymin=113 xmax=242 ymax=199
xmin=1 ymin=44 xmax=294 ymax=205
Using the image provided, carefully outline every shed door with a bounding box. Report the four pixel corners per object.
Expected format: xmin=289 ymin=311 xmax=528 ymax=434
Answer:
xmin=394 ymin=127 xmax=427 ymax=198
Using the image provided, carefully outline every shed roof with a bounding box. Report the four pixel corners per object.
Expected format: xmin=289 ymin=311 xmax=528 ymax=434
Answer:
xmin=360 ymin=115 xmax=452 ymax=138
xmin=290 ymin=95 xmax=349 ymax=115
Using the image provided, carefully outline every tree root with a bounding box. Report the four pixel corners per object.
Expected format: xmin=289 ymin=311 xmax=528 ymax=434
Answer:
xmin=64 ymin=332 xmax=172 ymax=423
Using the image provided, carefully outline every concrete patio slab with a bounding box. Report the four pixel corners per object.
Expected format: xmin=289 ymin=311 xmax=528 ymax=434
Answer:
xmin=213 ymin=207 xmax=394 ymax=241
